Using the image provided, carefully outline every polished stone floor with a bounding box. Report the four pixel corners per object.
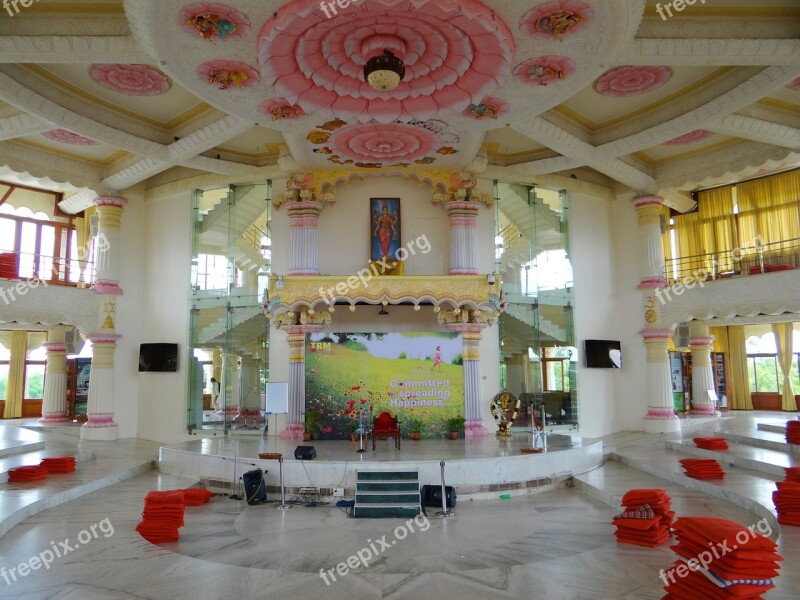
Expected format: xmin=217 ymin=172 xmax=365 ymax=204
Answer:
xmin=0 ymin=413 xmax=798 ymax=599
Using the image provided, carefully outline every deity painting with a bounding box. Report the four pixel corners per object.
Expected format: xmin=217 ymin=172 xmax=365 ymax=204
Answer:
xmin=370 ymin=198 xmax=401 ymax=261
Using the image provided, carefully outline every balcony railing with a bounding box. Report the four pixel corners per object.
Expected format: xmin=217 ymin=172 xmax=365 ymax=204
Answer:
xmin=665 ymin=237 xmax=800 ymax=284
xmin=0 ymin=250 xmax=95 ymax=287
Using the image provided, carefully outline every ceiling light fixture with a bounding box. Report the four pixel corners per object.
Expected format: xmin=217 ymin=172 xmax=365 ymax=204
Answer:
xmin=363 ymin=50 xmax=405 ymax=92
xmin=378 ymin=306 xmax=389 ymax=316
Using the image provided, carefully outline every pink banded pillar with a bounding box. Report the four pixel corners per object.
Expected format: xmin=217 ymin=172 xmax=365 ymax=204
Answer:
xmin=287 ymin=201 xmax=324 ymax=276
xmin=81 ymin=333 xmax=121 ymax=440
xmin=641 ymin=329 xmax=681 ymax=433
xmin=279 ymin=324 xmax=322 ymax=439
xmin=39 ymin=340 xmax=70 ymax=423
xmin=445 ymin=323 xmax=488 ymax=436
xmin=444 ymin=201 xmax=480 ymax=275
xmin=93 ymin=197 xmax=126 ymax=295
xmin=632 ymin=196 xmax=667 ymax=289
xmin=689 ymin=324 xmax=717 ymax=415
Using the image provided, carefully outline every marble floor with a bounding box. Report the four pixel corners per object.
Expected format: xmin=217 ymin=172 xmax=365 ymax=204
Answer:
xmin=0 ymin=413 xmax=798 ymax=599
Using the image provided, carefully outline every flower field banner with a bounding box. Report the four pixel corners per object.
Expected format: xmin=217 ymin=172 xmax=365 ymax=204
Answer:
xmin=305 ymin=332 xmax=463 ymax=439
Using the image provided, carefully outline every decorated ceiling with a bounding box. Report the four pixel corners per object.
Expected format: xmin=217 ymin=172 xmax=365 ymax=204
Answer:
xmin=0 ymin=0 xmax=798 ymax=209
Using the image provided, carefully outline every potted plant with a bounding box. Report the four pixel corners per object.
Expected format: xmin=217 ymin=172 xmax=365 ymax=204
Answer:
xmin=304 ymin=411 xmax=322 ymax=440
xmin=405 ymin=417 xmax=424 ymax=440
xmin=347 ymin=419 xmax=360 ymax=442
xmin=445 ymin=415 xmax=465 ymax=440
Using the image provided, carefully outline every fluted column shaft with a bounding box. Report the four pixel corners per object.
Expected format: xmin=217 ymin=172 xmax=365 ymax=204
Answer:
xmin=287 ymin=201 xmax=323 ymax=276
xmin=93 ymin=197 xmax=126 ymax=295
xmin=40 ymin=341 xmax=69 ymax=423
xmin=641 ymin=329 xmax=681 ymax=433
xmin=444 ymin=201 xmax=480 ymax=275
xmin=81 ymin=333 xmax=120 ymax=441
xmin=279 ymin=325 xmax=323 ymax=439
xmin=632 ymin=196 xmax=667 ymax=289
xmin=690 ymin=326 xmax=717 ymax=415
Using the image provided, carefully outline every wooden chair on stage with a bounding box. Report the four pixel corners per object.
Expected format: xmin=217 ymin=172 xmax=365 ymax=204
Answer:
xmin=372 ymin=411 xmax=401 ymax=451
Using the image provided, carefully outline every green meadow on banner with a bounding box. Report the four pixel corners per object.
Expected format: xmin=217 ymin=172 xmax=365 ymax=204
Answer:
xmin=305 ymin=332 xmax=463 ymax=439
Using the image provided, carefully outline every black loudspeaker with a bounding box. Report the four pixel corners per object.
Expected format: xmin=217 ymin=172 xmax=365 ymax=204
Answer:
xmin=421 ymin=484 xmax=456 ymax=508
xmin=242 ymin=468 xmax=266 ymax=505
xmin=294 ymin=445 xmax=317 ymax=460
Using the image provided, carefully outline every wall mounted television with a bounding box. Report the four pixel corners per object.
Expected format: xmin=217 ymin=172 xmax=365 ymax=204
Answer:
xmin=584 ymin=339 xmax=622 ymax=368
xmin=139 ymin=343 xmax=178 ymax=372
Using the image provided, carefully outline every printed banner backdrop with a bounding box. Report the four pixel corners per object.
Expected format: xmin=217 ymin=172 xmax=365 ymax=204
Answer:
xmin=305 ymin=332 xmax=463 ymax=439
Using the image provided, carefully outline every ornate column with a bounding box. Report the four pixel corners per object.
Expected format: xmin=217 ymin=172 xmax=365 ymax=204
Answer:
xmin=444 ymin=201 xmax=480 ymax=275
xmin=218 ymin=352 xmax=240 ymax=414
xmin=39 ymin=326 xmax=70 ymax=423
xmin=82 ymin=332 xmax=121 ymax=440
xmin=286 ymin=201 xmax=324 ymax=275
xmin=632 ymin=196 xmax=667 ymax=289
xmin=641 ymin=329 xmax=681 ymax=433
xmin=93 ymin=196 xmax=126 ymax=295
xmin=689 ymin=323 xmax=717 ymax=415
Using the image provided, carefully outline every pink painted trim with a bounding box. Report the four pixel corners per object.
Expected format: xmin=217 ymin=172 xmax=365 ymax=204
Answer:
xmin=94 ymin=281 xmax=123 ymax=295
xmin=631 ymin=195 xmax=664 ymax=207
xmin=43 ymin=129 xmax=98 ymax=146
xmin=464 ymin=421 xmax=489 ymax=436
xmin=689 ymin=336 xmax=715 ymax=346
xmin=43 ymin=342 xmax=67 ymax=352
xmin=639 ymin=329 xmax=672 ymax=340
xmin=450 ymin=268 xmax=480 ymax=275
xmin=86 ymin=333 xmax=121 ymax=344
xmin=442 ymin=323 xmax=483 ymax=334
xmin=691 ymin=406 xmax=718 ymax=415
xmin=287 ymin=269 xmax=320 ymax=276
xmin=664 ymin=130 xmax=713 ymax=145
xmin=279 ymin=423 xmax=305 ymax=440
xmin=215 ymin=405 xmax=240 ymax=414
xmin=289 ymin=215 xmax=320 ymax=228
xmin=637 ymin=277 xmax=667 ymax=289
xmin=95 ymin=196 xmax=127 ymax=207
xmin=39 ymin=413 xmax=71 ymax=424
xmin=448 ymin=215 xmax=478 ymax=228
xmin=285 ymin=201 xmax=324 ymax=213
xmin=83 ymin=413 xmax=117 ymax=428
xmin=644 ymin=407 xmax=677 ymax=419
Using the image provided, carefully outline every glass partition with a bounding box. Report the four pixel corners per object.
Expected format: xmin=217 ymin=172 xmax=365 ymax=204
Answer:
xmin=187 ymin=183 xmax=272 ymax=434
xmin=495 ymin=182 xmax=577 ymax=431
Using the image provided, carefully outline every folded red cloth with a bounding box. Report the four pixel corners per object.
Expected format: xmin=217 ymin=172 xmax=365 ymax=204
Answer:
xmin=693 ymin=437 xmax=729 ymax=450
xmin=621 ymin=488 xmax=670 ymax=505
xmin=135 ymin=520 xmax=180 ymax=543
xmin=144 ymin=490 xmax=186 ymax=504
xmin=663 ymin=566 xmax=774 ymax=599
xmin=8 ymin=465 xmax=49 ymax=482
xmin=182 ymin=488 xmax=215 ymax=505
xmin=674 ymin=517 xmax=778 ymax=552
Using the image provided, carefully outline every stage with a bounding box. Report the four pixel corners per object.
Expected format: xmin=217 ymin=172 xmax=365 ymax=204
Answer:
xmin=158 ymin=432 xmax=603 ymax=498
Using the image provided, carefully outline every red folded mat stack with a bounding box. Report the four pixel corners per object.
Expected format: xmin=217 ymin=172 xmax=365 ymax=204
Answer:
xmin=182 ymin=487 xmax=215 ymax=506
xmin=662 ymin=516 xmax=781 ymax=599
xmin=694 ymin=437 xmax=729 ymax=451
xmin=8 ymin=464 xmax=48 ymax=482
xmin=773 ymin=479 xmax=800 ymax=526
xmin=784 ymin=466 xmax=800 ymax=483
xmin=680 ymin=458 xmax=726 ymax=480
xmin=785 ymin=421 xmax=800 ymax=445
xmin=40 ymin=456 xmax=77 ymax=474
xmin=135 ymin=490 xmax=186 ymax=543
xmin=613 ymin=489 xmax=674 ymax=547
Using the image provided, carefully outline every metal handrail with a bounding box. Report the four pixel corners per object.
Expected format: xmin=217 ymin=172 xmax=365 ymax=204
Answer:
xmin=0 ymin=249 xmax=95 ymax=286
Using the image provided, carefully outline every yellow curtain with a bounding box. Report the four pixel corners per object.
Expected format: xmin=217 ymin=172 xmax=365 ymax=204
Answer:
xmin=3 ymin=331 xmax=27 ymax=418
xmin=709 ymin=326 xmax=728 ymax=353
xmin=772 ymin=322 xmax=797 ymax=411
xmin=727 ymin=326 xmax=753 ymax=410
xmin=737 ymin=170 xmax=800 ymax=251
xmin=672 ymin=186 xmax=736 ymax=271
xmin=73 ymin=205 xmax=96 ymax=287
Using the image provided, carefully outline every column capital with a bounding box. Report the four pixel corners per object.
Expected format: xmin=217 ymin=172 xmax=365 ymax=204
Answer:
xmin=42 ymin=342 xmax=67 ymax=352
xmin=689 ymin=336 xmax=715 ymax=347
xmin=632 ymin=195 xmax=665 ymax=208
xmin=86 ymin=332 xmax=121 ymax=344
xmin=639 ymin=328 xmax=672 ymax=340
xmin=94 ymin=196 xmax=127 ymax=208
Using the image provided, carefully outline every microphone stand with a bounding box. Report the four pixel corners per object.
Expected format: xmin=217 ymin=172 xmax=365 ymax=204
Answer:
xmin=357 ymin=407 xmax=366 ymax=453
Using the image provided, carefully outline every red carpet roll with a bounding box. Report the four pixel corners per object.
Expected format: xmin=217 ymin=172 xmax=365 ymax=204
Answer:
xmin=680 ymin=458 xmax=726 ymax=480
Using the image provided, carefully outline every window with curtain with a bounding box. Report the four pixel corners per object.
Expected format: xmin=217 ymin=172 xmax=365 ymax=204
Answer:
xmin=0 ymin=342 xmax=9 ymax=401
xmin=24 ymin=337 xmax=47 ymax=400
xmin=737 ymin=169 xmax=800 ymax=251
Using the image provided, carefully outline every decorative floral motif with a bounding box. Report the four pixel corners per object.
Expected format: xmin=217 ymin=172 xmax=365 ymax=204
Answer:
xmin=664 ymin=130 xmax=714 ymax=145
xmin=514 ymin=56 xmax=575 ymax=86
xmin=258 ymin=0 xmax=515 ymax=122
xmin=328 ymin=122 xmax=440 ymax=165
xmin=178 ymin=2 xmax=251 ymax=41
xmin=520 ymin=0 xmax=593 ymax=41
xmin=490 ymin=390 xmax=520 ymax=436
xmin=88 ymin=64 xmax=172 ymax=96
xmin=259 ymin=98 xmax=306 ymax=120
xmin=594 ymin=66 xmax=672 ymax=97
xmin=463 ymin=97 xmax=509 ymax=120
xmin=43 ymin=129 xmax=99 ymax=146
xmin=198 ymin=60 xmax=259 ymax=90
xmin=786 ymin=76 xmax=800 ymax=91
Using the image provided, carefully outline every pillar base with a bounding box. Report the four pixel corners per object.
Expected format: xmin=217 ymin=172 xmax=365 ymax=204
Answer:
xmin=80 ymin=423 xmax=119 ymax=441
xmin=690 ymin=408 xmax=720 ymax=417
xmin=39 ymin=413 xmax=71 ymax=424
xmin=643 ymin=407 xmax=681 ymax=433
xmin=94 ymin=280 xmax=123 ymax=295
xmin=280 ymin=424 xmax=305 ymax=440
xmin=464 ymin=421 xmax=489 ymax=437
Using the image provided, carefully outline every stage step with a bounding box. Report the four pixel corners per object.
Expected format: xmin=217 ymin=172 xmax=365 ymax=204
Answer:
xmin=354 ymin=470 xmax=421 ymax=518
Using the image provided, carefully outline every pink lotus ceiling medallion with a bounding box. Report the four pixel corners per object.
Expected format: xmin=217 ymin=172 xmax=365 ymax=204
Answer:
xmin=258 ymin=0 xmax=515 ymax=122
xmin=89 ymin=64 xmax=172 ymax=96
xmin=514 ymin=56 xmax=575 ymax=86
xmin=664 ymin=130 xmax=714 ymax=145
xmin=594 ymin=66 xmax=672 ymax=97
xmin=43 ymin=129 xmax=99 ymax=146
xmin=179 ymin=2 xmax=251 ymax=42
xmin=787 ymin=76 xmax=800 ymax=91
xmin=521 ymin=0 xmax=594 ymax=41
xmin=463 ymin=97 xmax=509 ymax=120
xmin=198 ymin=60 xmax=259 ymax=90
xmin=259 ymin=98 xmax=306 ymax=120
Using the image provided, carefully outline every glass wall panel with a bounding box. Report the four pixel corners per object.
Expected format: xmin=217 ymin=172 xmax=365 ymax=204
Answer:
xmin=188 ymin=183 xmax=272 ymax=433
xmin=496 ymin=182 xmax=577 ymax=431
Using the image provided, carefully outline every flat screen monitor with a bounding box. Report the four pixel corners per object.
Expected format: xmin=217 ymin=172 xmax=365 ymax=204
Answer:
xmin=139 ymin=343 xmax=178 ymax=372
xmin=584 ymin=339 xmax=622 ymax=368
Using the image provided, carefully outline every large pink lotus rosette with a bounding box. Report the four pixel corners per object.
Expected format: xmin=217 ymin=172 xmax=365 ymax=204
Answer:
xmin=514 ymin=56 xmax=576 ymax=86
xmin=43 ymin=129 xmax=98 ymax=146
xmin=89 ymin=64 xmax=172 ymax=96
xmin=594 ymin=66 xmax=672 ymax=97
xmin=520 ymin=0 xmax=594 ymax=40
xmin=178 ymin=2 xmax=252 ymax=41
xmin=258 ymin=0 xmax=515 ymax=122
xmin=328 ymin=122 xmax=439 ymax=165
xmin=664 ymin=130 xmax=713 ymax=145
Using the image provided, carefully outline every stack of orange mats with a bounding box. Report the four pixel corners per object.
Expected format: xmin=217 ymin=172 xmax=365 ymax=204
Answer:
xmin=613 ymin=489 xmax=673 ymax=547
xmin=8 ymin=464 xmax=48 ymax=482
xmin=182 ymin=488 xmax=215 ymax=506
xmin=773 ymin=480 xmax=800 ymax=526
xmin=135 ymin=490 xmax=186 ymax=543
xmin=680 ymin=458 xmax=726 ymax=480
xmin=693 ymin=437 xmax=729 ymax=451
xmin=40 ymin=456 xmax=77 ymax=474
xmin=785 ymin=421 xmax=800 ymax=445
xmin=662 ymin=516 xmax=781 ymax=599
